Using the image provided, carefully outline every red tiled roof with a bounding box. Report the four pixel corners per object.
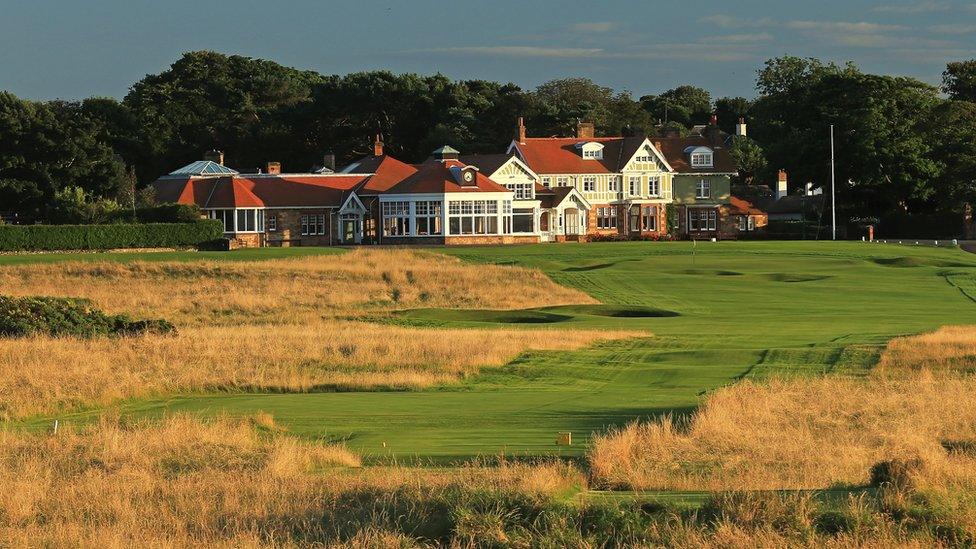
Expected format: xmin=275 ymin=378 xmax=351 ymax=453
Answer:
xmin=385 ymin=159 xmax=510 ymax=194
xmin=514 ymin=134 xmax=737 ymax=175
xmin=345 ymin=155 xmax=418 ymax=195
xmin=729 ymin=196 xmax=766 ymax=216
xmin=513 ymin=137 xmax=645 ymax=175
xmin=151 ymin=174 xmax=369 ymax=209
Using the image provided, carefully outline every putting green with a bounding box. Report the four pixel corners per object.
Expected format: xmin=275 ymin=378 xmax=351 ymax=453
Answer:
xmin=17 ymin=241 xmax=976 ymax=462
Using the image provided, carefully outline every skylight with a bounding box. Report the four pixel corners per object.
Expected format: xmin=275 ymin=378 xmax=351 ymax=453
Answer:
xmin=168 ymin=160 xmax=239 ymax=176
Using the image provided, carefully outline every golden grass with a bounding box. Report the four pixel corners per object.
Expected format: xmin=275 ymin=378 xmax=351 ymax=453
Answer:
xmin=0 ymin=248 xmax=595 ymax=326
xmin=0 ymin=414 xmax=582 ymax=548
xmin=0 ymin=249 xmax=641 ymax=418
xmin=0 ymin=322 xmax=635 ymax=419
xmin=877 ymin=325 xmax=976 ymax=373
xmin=589 ymin=327 xmax=976 ymax=492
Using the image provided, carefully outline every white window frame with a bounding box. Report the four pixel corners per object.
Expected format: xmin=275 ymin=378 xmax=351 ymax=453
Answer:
xmin=596 ymin=206 xmax=617 ymax=230
xmin=382 ymin=201 xmax=411 ymax=237
xmin=642 ymin=205 xmax=658 ymax=231
xmin=414 ymin=200 xmax=443 ymax=236
xmin=556 ymin=176 xmax=569 ymax=187
xmin=300 ymin=213 xmax=326 ymax=236
xmin=688 ymin=208 xmax=717 ymax=231
xmin=582 ymin=176 xmax=596 ymax=192
xmin=627 ymin=176 xmax=641 ymax=197
xmin=696 ymin=179 xmax=711 ymax=199
xmin=267 ymin=214 xmax=277 ymax=232
xmin=209 ymin=208 xmax=264 ymax=233
xmin=447 ymin=199 xmax=504 ymax=236
xmin=648 ymin=177 xmax=661 ymax=197
xmin=541 ymin=176 xmax=551 ymax=188
xmin=507 ymin=182 xmax=533 ymax=200
xmin=690 ymin=152 xmax=714 ymax=168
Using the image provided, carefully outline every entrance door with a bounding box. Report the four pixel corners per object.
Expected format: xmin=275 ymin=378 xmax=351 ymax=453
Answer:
xmin=564 ymin=208 xmax=580 ymax=235
xmin=340 ymin=214 xmax=361 ymax=244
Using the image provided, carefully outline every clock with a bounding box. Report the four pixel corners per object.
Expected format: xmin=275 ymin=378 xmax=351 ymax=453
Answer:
xmin=463 ymin=171 xmax=474 ymax=183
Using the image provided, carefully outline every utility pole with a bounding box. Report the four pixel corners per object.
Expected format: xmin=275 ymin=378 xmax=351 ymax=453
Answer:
xmin=830 ymin=124 xmax=837 ymax=241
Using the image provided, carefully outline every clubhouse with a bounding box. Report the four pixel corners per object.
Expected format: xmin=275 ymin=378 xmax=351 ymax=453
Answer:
xmin=151 ymin=119 xmax=767 ymax=247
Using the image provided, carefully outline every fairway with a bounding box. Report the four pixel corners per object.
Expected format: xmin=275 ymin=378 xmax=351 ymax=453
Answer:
xmin=19 ymin=241 xmax=976 ymax=462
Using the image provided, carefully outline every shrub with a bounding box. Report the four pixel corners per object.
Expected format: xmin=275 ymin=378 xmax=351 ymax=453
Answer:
xmin=0 ymin=220 xmax=222 ymax=251
xmin=0 ymin=296 xmax=175 ymax=338
xmin=870 ymin=458 xmax=926 ymax=490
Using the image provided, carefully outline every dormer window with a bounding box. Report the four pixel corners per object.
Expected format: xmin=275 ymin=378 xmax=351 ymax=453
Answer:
xmin=575 ymin=141 xmax=604 ymax=160
xmin=685 ymin=146 xmax=714 ymax=169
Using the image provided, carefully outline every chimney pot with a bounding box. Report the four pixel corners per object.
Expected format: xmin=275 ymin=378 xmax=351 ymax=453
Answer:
xmin=517 ymin=117 xmax=527 ymax=144
xmin=735 ymin=118 xmax=748 ymax=137
xmin=373 ymin=134 xmax=384 ymax=157
xmin=577 ymin=121 xmax=595 ymax=139
xmin=775 ymin=169 xmax=789 ymax=200
xmin=710 ymin=114 xmax=718 ymax=126
xmin=204 ymin=150 xmax=224 ymax=165
xmin=266 ymin=161 xmax=281 ymax=175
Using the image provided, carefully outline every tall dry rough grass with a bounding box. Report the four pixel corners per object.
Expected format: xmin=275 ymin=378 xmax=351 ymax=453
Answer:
xmin=0 ymin=323 xmax=633 ymax=419
xmin=0 ymin=414 xmax=583 ymax=548
xmin=0 ymin=249 xmax=594 ymax=326
xmin=878 ymin=325 xmax=976 ymax=373
xmin=590 ymin=327 xmax=976 ymax=492
xmin=0 ymin=249 xmax=639 ymax=418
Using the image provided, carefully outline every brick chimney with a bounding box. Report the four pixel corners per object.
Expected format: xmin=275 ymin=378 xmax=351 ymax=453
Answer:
xmin=266 ymin=161 xmax=281 ymax=175
xmin=577 ymin=121 xmax=595 ymax=139
xmin=323 ymin=151 xmax=335 ymax=172
xmin=204 ymin=150 xmax=224 ymax=165
xmin=705 ymin=115 xmax=722 ymax=145
xmin=516 ymin=117 xmax=527 ymax=144
xmin=373 ymin=134 xmax=384 ymax=156
xmin=776 ymin=169 xmax=789 ymax=200
xmin=735 ymin=117 xmax=747 ymax=137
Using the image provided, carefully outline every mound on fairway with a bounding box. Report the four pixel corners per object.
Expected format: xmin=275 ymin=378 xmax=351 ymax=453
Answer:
xmin=676 ymin=268 xmax=743 ymax=276
xmin=398 ymin=308 xmax=572 ymax=324
xmin=761 ymin=273 xmax=833 ymax=283
xmin=543 ymin=304 xmax=680 ymax=318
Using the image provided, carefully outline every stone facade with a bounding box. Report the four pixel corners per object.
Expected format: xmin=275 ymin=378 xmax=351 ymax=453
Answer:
xmin=264 ymin=208 xmax=336 ymax=247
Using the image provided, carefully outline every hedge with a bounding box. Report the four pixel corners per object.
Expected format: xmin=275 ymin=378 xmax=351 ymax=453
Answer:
xmin=110 ymin=203 xmax=204 ymax=224
xmin=0 ymin=220 xmax=223 ymax=252
xmin=0 ymin=296 xmax=175 ymax=338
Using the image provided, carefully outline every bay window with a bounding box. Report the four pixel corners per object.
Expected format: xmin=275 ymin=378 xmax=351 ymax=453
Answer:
xmin=382 ymin=201 xmax=410 ymax=236
xmin=414 ymin=200 xmax=443 ymax=236
xmin=642 ymin=205 xmax=658 ymax=231
xmin=628 ymin=176 xmax=641 ymax=197
xmin=447 ymin=199 xmax=505 ymax=236
xmin=688 ymin=208 xmax=717 ymax=231
xmin=208 ymin=209 xmax=264 ymax=233
xmin=596 ymin=207 xmax=617 ymax=230
xmin=512 ymin=208 xmax=534 ymax=233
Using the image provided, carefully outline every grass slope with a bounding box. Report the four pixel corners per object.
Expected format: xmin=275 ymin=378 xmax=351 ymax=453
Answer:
xmin=17 ymin=241 xmax=976 ymax=462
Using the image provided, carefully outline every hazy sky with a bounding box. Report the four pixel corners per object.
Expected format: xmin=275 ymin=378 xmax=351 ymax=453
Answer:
xmin=2 ymin=0 xmax=975 ymax=101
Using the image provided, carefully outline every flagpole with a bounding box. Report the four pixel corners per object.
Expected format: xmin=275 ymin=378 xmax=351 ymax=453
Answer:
xmin=830 ymin=124 xmax=837 ymax=241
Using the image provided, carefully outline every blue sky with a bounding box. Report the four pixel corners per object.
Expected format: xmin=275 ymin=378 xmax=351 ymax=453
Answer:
xmin=2 ymin=0 xmax=974 ymax=101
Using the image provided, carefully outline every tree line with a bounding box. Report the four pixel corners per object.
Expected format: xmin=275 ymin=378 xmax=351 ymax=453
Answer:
xmin=1 ymin=50 xmax=974 ymax=226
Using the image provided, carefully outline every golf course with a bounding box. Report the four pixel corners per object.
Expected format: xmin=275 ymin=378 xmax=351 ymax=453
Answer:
xmin=11 ymin=241 xmax=976 ymax=461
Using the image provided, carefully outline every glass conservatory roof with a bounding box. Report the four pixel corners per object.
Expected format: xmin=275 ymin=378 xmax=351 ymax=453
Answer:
xmin=169 ymin=160 xmax=239 ymax=176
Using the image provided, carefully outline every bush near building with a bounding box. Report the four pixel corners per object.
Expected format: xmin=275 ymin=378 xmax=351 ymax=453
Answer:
xmin=0 ymin=220 xmax=222 ymax=252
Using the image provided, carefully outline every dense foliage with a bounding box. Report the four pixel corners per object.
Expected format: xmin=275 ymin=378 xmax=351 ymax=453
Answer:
xmin=0 ymin=220 xmax=222 ymax=251
xmin=0 ymin=296 xmax=174 ymax=338
xmin=1 ymin=50 xmax=975 ymax=229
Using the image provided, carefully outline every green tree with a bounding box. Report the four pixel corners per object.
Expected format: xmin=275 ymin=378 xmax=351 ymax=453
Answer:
xmin=942 ymin=60 xmax=976 ymax=102
xmin=751 ymin=58 xmax=940 ymax=217
xmin=715 ymin=97 xmax=751 ymax=134
xmin=728 ymin=136 xmax=767 ymax=184
xmin=47 ymin=186 xmax=121 ymax=224
xmin=640 ymin=85 xmax=712 ymax=130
